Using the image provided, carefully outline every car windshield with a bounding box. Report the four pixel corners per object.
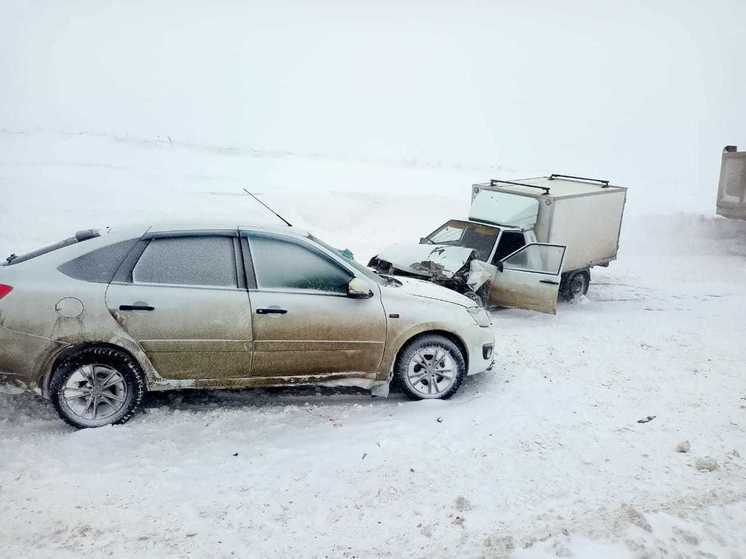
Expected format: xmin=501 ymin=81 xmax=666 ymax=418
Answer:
xmin=425 ymin=220 xmax=499 ymax=261
xmin=307 ymin=234 xmax=386 ymax=285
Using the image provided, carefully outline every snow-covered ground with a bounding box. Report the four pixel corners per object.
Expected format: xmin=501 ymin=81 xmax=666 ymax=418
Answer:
xmin=1 ymin=132 xmax=746 ymax=558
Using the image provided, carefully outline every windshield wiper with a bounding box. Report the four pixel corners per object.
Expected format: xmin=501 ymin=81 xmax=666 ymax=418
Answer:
xmin=378 ymin=274 xmax=402 ymax=287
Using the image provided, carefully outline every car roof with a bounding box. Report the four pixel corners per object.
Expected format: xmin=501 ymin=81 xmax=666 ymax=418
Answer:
xmin=129 ymin=222 xmax=311 ymax=238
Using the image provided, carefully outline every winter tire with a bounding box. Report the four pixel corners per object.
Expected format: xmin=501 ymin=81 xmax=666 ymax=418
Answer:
xmin=396 ymin=335 xmax=466 ymax=400
xmin=50 ymin=346 xmax=145 ymax=429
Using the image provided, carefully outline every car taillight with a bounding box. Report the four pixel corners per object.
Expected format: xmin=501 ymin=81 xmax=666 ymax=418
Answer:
xmin=0 ymin=284 xmax=13 ymax=300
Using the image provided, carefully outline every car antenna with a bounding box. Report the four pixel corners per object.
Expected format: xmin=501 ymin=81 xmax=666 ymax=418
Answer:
xmin=242 ymin=188 xmax=293 ymax=227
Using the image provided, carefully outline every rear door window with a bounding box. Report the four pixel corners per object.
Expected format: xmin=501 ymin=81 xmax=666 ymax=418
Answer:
xmin=249 ymin=234 xmax=352 ymax=294
xmin=132 ymin=236 xmax=238 ymax=287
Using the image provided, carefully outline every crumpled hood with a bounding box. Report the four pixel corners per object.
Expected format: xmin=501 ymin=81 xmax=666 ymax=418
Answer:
xmin=386 ymin=276 xmax=476 ymax=307
xmin=375 ymin=243 xmax=475 ymax=279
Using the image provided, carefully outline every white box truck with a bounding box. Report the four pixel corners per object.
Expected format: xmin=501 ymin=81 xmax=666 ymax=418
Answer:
xmin=369 ymin=174 xmax=627 ymax=314
xmin=717 ymin=146 xmax=746 ymax=220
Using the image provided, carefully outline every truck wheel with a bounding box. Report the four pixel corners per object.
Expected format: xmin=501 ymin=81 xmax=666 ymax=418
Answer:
xmin=396 ymin=335 xmax=466 ymax=400
xmin=561 ymin=270 xmax=590 ymax=301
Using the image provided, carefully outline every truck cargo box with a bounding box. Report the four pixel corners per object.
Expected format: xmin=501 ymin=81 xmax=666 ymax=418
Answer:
xmin=717 ymin=146 xmax=746 ymax=220
xmin=470 ymin=174 xmax=627 ymax=273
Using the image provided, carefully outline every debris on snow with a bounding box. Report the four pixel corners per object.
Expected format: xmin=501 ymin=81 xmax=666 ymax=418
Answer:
xmin=637 ymin=415 xmax=656 ymax=424
xmin=454 ymin=496 xmax=473 ymax=512
xmin=693 ymin=456 xmax=720 ymax=472
xmin=675 ymin=440 xmax=691 ymax=453
xmin=622 ymin=505 xmax=653 ymax=533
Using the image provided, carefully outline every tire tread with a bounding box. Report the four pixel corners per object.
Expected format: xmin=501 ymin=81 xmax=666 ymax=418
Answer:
xmin=395 ymin=334 xmax=466 ymax=400
xmin=49 ymin=346 xmax=145 ymax=429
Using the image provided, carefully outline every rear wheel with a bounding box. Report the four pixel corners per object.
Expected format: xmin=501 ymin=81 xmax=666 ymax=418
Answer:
xmin=50 ymin=346 xmax=145 ymax=429
xmin=396 ymin=335 xmax=466 ymax=400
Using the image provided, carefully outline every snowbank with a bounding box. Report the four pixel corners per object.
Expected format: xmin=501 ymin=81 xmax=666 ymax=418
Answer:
xmin=1 ymin=131 xmax=745 ymax=558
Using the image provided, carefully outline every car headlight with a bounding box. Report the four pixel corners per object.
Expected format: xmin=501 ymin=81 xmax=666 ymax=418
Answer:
xmin=466 ymin=306 xmax=491 ymax=327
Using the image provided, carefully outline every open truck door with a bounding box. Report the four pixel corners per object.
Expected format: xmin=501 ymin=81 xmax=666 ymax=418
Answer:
xmin=486 ymin=243 xmax=566 ymax=314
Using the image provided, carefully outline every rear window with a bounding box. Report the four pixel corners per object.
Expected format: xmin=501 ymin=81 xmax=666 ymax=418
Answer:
xmin=132 ymin=236 xmax=237 ymax=288
xmin=58 ymin=239 xmax=138 ymax=283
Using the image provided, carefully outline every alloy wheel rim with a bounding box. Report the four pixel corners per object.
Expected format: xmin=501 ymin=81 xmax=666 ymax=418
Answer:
xmin=61 ymin=364 xmax=128 ymax=421
xmin=406 ymin=345 xmax=458 ymax=397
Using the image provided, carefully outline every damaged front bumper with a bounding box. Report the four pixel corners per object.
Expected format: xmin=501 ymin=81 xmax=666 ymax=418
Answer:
xmin=369 ymin=243 xmax=498 ymax=302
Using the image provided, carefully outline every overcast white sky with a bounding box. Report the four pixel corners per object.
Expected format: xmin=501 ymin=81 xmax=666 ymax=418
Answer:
xmin=1 ymin=0 xmax=744 ymax=199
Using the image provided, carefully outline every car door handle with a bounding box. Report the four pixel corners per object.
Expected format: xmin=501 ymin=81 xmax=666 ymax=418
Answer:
xmin=256 ymin=307 xmax=288 ymax=315
xmin=539 ymin=280 xmax=560 ymax=285
xmin=119 ymin=304 xmax=155 ymax=311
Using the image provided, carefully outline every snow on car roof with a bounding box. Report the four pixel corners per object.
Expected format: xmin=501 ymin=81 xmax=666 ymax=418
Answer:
xmin=143 ymin=222 xmax=309 ymax=237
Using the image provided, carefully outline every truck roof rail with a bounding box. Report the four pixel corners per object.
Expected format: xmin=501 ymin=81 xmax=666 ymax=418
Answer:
xmin=489 ymin=179 xmax=550 ymax=195
xmin=548 ymin=173 xmax=609 ymax=187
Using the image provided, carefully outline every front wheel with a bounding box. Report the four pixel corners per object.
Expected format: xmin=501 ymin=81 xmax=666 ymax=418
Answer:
xmin=50 ymin=346 xmax=145 ymax=429
xmin=396 ymin=335 xmax=466 ymax=400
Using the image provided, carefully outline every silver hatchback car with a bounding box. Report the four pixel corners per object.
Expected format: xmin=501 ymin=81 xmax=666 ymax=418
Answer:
xmin=0 ymin=224 xmax=495 ymax=428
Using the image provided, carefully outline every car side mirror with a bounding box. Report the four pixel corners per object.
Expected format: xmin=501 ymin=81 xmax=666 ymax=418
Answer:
xmin=347 ymin=277 xmax=373 ymax=299
xmin=496 ymin=261 xmax=504 ymax=272
xmin=419 ymin=237 xmax=427 ymax=244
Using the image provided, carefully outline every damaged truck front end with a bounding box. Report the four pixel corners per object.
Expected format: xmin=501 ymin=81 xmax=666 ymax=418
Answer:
xmin=368 ymin=220 xmax=500 ymax=304
xmin=368 ymin=243 xmax=476 ymax=295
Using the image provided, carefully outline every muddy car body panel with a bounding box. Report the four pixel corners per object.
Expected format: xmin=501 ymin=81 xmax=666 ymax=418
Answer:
xmin=377 ymin=276 xmax=494 ymax=377
xmin=0 ymin=223 xmax=494 ymax=406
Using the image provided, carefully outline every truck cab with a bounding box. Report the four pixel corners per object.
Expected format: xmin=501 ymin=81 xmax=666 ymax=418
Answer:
xmin=369 ymin=217 xmax=565 ymax=314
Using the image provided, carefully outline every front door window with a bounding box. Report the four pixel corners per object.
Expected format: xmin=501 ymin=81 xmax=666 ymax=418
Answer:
xmin=502 ymin=243 xmax=564 ymax=275
xmin=249 ymin=234 xmax=351 ymax=294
